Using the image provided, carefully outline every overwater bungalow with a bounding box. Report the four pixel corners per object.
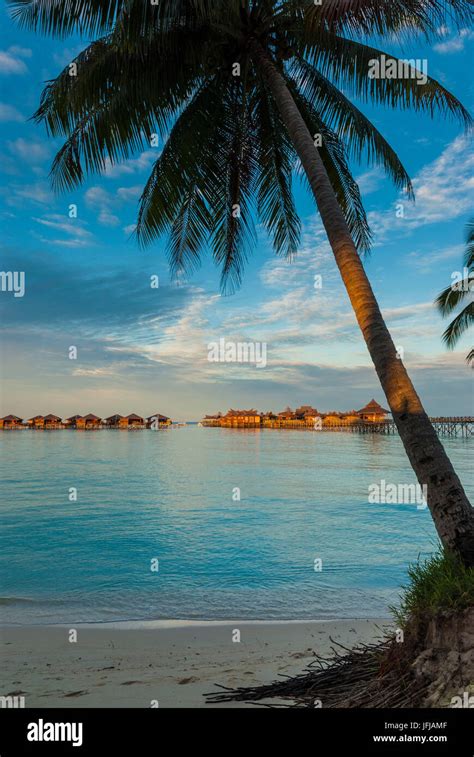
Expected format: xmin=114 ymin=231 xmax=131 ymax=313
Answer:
xmin=261 ymin=411 xmax=278 ymax=426
xmin=65 ymin=414 xmax=82 ymax=428
xmin=43 ymin=413 xmax=63 ymax=429
xmin=278 ymin=407 xmax=295 ymax=421
xmin=146 ymin=413 xmax=172 ymax=428
xmin=27 ymin=414 xmax=44 ymax=428
xmin=295 ymin=405 xmax=320 ymax=423
xmin=201 ymin=413 xmax=222 ymax=427
xmin=104 ymin=414 xmax=124 ymax=428
xmin=76 ymin=413 xmax=102 ymax=429
xmin=357 ymin=399 xmax=390 ymax=423
xmin=0 ymin=414 xmax=23 ymax=429
xmin=122 ymin=413 xmax=145 ymax=428
xmin=221 ymin=409 xmax=261 ymax=427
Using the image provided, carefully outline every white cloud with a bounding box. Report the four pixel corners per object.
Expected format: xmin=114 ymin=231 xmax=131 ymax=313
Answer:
xmin=355 ymin=167 xmax=384 ymax=195
xmin=9 ymin=182 xmax=52 ymax=205
xmin=8 ymin=138 xmax=49 ymax=163
xmin=104 ymin=150 xmax=157 ymax=178
xmin=85 ymin=186 xmax=121 ymax=226
xmin=368 ymin=136 xmax=474 ymax=244
xmin=86 ymin=184 xmax=140 ymax=226
xmin=123 ymin=224 xmax=136 ymax=235
xmin=405 ymin=244 xmax=464 ymax=272
xmin=72 ymin=367 xmax=115 ymax=377
xmin=98 ymin=208 xmax=120 ymax=227
xmin=0 ymin=46 xmax=31 ymax=75
xmin=33 ymin=214 xmax=94 ymax=247
xmin=434 ymin=28 xmax=474 ymax=54
xmin=117 ymin=185 xmax=142 ymax=201
xmin=84 ymin=186 xmax=112 ymax=207
xmin=8 ymin=46 xmax=32 ymax=58
xmin=0 ymin=103 xmax=24 ymax=122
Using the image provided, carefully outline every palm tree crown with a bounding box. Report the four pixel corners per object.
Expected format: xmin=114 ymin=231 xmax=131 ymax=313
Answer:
xmin=9 ymin=0 xmax=472 ymax=291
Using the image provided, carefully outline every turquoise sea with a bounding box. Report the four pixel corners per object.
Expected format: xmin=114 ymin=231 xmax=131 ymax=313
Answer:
xmin=0 ymin=427 xmax=472 ymax=625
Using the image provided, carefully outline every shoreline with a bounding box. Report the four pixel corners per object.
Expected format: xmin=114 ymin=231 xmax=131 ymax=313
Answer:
xmin=0 ymin=615 xmax=392 ymax=629
xmin=0 ymin=618 xmax=392 ymax=708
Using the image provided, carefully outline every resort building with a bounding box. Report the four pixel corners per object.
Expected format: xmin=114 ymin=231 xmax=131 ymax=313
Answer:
xmin=201 ymin=413 xmax=222 ymax=427
xmin=220 ymin=409 xmax=261 ymax=427
xmin=43 ymin=414 xmax=63 ymax=429
xmin=295 ymin=405 xmax=320 ymax=423
xmin=121 ymin=413 xmax=145 ymax=428
xmin=104 ymin=414 xmax=124 ymax=428
xmin=261 ymin=411 xmax=278 ymax=426
xmin=322 ymin=412 xmax=345 ymax=426
xmin=27 ymin=415 xmax=45 ymax=428
xmin=278 ymin=407 xmax=295 ymax=421
xmin=65 ymin=415 xmax=82 ymax=428
xmin=146 ymin=413 xmax=172 ymax=428
xmin=76 ymin=413 xmax=102 ymax=429
xmin=0 ymin=414 xmax=23 ymax=429
xmin=200 ymin=399 xmax=393 ymax=430
xmin=357 ymin=399 xmax=390 ymax=423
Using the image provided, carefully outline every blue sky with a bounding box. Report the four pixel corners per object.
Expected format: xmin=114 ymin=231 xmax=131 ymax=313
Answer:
xmin=0 ymin=7 xmax=473 ymax=421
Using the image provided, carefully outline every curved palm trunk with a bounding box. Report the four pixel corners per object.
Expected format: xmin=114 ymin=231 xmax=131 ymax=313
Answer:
xmin=250 ymin=40 xmax=474 ymax=567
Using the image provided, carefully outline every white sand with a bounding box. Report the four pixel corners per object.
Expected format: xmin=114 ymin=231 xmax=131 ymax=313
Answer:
xmin=0 ymin=618 xmax=392 ymax=708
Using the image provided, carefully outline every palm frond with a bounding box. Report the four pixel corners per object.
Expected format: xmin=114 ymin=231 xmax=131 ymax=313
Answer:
xmin=136 ymin=77 xmax=225 ymax=250
xmin=464 ymin=219 xmax=474 ymax=269
xmin=7 ymin=0 xmax=217 ymax=38
xmin=254 ymin=84 xmax=301 ymax=259
xmin=435 ymin=279 xmax=471 ymax=317
xmin=210 ymin=78 xmax=258 ymax=293
xmin=442 ymin=302 xmax=474 ymax=348
xmin=298 ymin=32 xmax=473 ymax=129
xmin=301 ymin=0 xmax=474 ymax=38
xmin=7 ymin=0 xmax=122 ymax=37
xmin=288 ymin=56 xmax=414 ymax=198
xmin=167 ymin=187 xmax=212 ymax=280
xmin=287 ymin=84 xmax=372 ymax=254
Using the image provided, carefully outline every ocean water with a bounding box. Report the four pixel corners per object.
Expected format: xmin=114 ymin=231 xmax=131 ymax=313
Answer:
xmin=0 ymin=427 xmax=472 ymax=625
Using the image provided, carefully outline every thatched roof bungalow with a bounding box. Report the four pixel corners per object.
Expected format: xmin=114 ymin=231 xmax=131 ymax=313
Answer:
xmin=357 ymin=399 xmax=390 ymax=422
xmin=295 ymin=405 xmax=319 ymax=420
xmin=27 ymin=415 xmax=44 ymax=428
xmin=201 ymin=413 xmax=222 ymax=427
xmin=122 ymin=413 xmax=145 ymax=428
xmin=222 ymin=409 xmax=261 ymax=426
xmin=43 ymin=413 xmax=62 ymax=428
xmin=104 ymin=414 xmax=124 ymax=427
xmin=0 ymin=414 xmax=23 ymax=428
xmin=65 ymin=415 xmax=82 ymax=428
xmin=146 ymin=413 xmax=171 ymax=428
xmin=77 ymin=413 xmax=102 ymax=429
xmin=278 ymin=406 xmax=295 ymax=420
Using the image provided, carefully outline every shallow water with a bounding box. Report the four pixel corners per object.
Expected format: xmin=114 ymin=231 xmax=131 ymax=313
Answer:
xmin=0 ymin=427 xmax=472 ymax=624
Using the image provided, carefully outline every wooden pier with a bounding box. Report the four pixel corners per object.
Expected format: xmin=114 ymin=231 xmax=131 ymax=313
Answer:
xmin=320 ymin=418 xmax=474 ymax=437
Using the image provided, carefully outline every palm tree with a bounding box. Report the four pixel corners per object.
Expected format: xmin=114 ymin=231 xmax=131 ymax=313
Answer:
xmin=10 ymin=0 xmax=474 ymax=565
xmin=436 ymin=219 xmax=474 ymax=364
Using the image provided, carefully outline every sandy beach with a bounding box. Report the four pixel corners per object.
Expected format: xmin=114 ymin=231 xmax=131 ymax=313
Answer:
xmin=0 ymin=618 xmax=392 ymax=708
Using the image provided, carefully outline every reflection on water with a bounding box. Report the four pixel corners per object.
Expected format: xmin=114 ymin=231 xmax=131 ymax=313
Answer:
xmin=0 ymin=427 xmax=472 ymax=624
